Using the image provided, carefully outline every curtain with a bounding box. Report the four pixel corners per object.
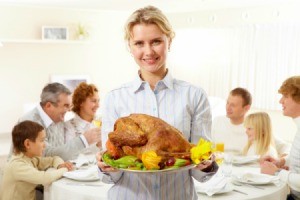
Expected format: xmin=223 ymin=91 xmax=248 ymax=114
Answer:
xmin=169 ymin=23 xmax=300 ymax=110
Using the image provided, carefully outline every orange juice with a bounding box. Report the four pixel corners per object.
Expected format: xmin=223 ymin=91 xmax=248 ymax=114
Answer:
xmin=216 ymin=143 xmax=224 ymax=152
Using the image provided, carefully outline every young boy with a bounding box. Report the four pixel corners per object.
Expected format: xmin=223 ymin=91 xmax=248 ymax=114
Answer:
xmin=0 ymin=120 xmax=73 ymax=200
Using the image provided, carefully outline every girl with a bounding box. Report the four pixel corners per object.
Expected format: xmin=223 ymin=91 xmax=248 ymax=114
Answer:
xmin=243 ymin=112 xmax=278 ymax=158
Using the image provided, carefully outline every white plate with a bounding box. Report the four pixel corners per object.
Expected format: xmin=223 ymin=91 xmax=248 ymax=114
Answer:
xmin=196 ymin=183 xmax=234 ymax=195
xmin=232 ymin=172 xmax=274 ymax=185
xmin=63 ymin=169 xmax=100 ymax=182
xmin=118 ymin=164 xmax=196 ymax=173
xmin=232 ymin=155 xmax=258 ymax=165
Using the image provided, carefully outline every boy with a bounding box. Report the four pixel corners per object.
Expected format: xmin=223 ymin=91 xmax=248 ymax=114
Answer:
xmin=0 ymin=120 xmax=73 ymax=200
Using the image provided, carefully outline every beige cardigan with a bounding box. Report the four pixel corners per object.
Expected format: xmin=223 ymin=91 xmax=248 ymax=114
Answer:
xmin=0 ymin=153 xmax=67 ymax=200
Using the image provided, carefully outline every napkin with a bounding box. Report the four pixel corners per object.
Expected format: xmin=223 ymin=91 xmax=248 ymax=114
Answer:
xmin=70 ymin=154 xmax=96 ymax=168
xmin=63 ymin=166 xmax=99 ymax=181
xmin=233 ymin=172 xmax=280 ymax=186
xmin=232 ymin=155 xmax=259 ymax=164
xmin=195 ymin=175 xmax=228 ymax=196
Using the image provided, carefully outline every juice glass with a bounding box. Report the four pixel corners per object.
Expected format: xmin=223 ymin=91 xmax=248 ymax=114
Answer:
xmin=216 ymin=142 xmax=224 ymax=152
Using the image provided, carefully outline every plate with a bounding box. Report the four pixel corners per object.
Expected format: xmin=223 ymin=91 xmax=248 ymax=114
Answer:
xmin=102 ymin=152 xmax=196 ymax=173
xmin=196 ymin=183 xmax=234 ymax=195
xmin=118 ymin=163 xmax=196 ymax=173
xmin=232 ymin=172 xmax=275 ymax=185
xmin=63 ymin=167 xmax=100 ymax=182
xmin=232 ymin=155 xmax=258 ymax=165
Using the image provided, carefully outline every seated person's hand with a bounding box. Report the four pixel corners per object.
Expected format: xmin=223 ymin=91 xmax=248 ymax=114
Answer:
xmin=259 ymin=155 xmax=276 ymax=164
xmin=58 ymin=161 xmax=74 ymax=171
xmin=96 ymin=152 xmax=118 ymax=172
xmin=83 ymin=128 xmax=101 ymax=145
xmin=260 ymin=161 xmax=278 ymax=175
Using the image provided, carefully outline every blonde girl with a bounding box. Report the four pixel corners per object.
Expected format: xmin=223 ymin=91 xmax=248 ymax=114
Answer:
xmin=243 ymin=112 xmax=278 ymax=158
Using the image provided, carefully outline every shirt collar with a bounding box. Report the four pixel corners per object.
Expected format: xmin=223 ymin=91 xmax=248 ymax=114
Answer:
xmin=37 ymin=103 xmax=53 ymax=128
xmin=73 ymin=113 xmax=91 ymax=129
xmin=132 ymin=69 xmax=174 ymax=93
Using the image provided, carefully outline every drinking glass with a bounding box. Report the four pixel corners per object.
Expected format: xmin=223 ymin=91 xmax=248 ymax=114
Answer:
xmin=222 ymin=153 xmax=233 ymax=177
xmin=216 ymin=142 xmax=224 ymax=152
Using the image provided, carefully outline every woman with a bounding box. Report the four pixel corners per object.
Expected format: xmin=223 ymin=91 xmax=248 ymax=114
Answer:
xmin=243 ymin=112 xmax=278 ymax=158
xmin=64 ymin=82 xmax=101 ymax=157
xmin=98 ymin=6 xmax=215 ymax=200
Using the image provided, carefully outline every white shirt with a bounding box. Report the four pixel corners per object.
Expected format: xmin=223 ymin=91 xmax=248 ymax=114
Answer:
xmin=212 ymin=116 xmax=247 ymax=154
xmin=212 ymin=115 xmax=291 ymax=156
xmin=64 ymin=113 xmax=99 ymax=154
xmin=279 ymin=117 xmax=300 ymax=198
xmin=246 ymin=142 xmax=278 ymax=158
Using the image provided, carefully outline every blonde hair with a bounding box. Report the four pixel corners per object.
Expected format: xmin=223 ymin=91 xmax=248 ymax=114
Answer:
xmin=243 ymin=112 xmax=274 ymax=156
xmin=124 ymin=6 xmax=175 ymax=42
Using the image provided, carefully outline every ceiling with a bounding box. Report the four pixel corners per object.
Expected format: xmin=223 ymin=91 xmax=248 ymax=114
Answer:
xmin=0 ymin=0 xmax=295 ymax=13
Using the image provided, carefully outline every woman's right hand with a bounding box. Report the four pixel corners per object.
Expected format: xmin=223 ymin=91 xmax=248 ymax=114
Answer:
xmin=96 ymin=152 xmax=118 ymax=172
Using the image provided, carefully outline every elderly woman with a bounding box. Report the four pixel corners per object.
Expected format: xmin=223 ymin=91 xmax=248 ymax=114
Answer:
xmin=64 ymin=82 xmax=101 ymax=158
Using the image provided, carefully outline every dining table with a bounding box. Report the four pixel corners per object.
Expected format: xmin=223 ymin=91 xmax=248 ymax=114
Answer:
xmin=44 ymin=161 xmax=289 ymax=200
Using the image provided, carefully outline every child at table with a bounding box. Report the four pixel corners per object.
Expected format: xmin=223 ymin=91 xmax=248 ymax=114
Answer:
xmin=0 ymin=120 xmax=73 ymax=200
xmin=242 ymin=112 xmax=278 ymax=158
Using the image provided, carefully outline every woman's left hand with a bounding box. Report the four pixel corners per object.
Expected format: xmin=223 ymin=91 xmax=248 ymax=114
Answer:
xmin=196 ymin=160 xmax=214 ymax=172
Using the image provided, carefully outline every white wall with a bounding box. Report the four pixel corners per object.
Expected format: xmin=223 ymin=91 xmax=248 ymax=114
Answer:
xmin=0 ymin=6 xmax=136 ymax=133
xmin=0 ymin=4 xmax=298 ymax=142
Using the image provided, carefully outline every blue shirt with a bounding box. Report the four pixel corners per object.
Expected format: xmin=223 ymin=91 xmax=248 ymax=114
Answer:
xmin=100 ymin=71 xmax=213 ymax=200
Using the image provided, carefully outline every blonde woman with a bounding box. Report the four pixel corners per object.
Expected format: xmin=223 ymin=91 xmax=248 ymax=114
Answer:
xmin=97 ymin=5 xmax=215 ymax=200
xmin=243 ymin=112 xmax=278 ymax=158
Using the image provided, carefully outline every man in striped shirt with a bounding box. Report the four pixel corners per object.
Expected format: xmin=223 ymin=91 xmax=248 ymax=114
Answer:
xmin=260 ymin=76 xmax=300 ymax=200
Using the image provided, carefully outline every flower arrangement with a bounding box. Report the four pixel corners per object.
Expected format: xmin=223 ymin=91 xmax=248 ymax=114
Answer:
xmin=77 ymin=24 xmax=89 ymax=40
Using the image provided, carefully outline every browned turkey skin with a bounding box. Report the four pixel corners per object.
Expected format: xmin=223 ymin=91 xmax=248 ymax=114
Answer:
xmin=107 ymin=114 xmax=193 ymax=159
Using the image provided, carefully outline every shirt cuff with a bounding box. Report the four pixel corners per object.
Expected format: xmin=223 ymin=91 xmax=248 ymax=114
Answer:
xmin=79 ymin=135 xmax=89 ymax=148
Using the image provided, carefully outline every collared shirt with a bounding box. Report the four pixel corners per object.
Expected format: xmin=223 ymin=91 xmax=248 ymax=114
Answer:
xmin=101 ymin=71 xmax=212 ymax=146
xmin=100 ymin=71 xmax=212 ymax=200
xmin=37 ymin=103 xmax=53 ymax=128
xmin=64 ymin=113 xmax=96 ymax=149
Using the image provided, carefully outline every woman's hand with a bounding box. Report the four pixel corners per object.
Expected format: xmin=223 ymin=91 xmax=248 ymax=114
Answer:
xmin=196 ymin=160 xmax=214 ymax=172
xmin=96 ymin=152 xmax=118 ymax=172
xmin=58 ymin=161 xmax=74 ymax=171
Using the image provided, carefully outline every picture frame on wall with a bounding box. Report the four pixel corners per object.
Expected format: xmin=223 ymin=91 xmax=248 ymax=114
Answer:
xmin=42 ymin=26 xmax=69 ymax=40
xmin=50 ymin=75 xmax=90 ymax=93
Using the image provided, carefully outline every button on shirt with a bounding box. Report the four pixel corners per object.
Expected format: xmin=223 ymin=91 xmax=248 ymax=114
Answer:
xmin=100 ymin=71 xmax=212 ymax=200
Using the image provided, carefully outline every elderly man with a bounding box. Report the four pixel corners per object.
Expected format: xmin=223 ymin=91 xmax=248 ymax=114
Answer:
xmin=260 ymin=76 xmax=300 ymax=200
xmin=212 ymin=87 xmax=290 ymax=156
xmin=9 ymin=82 xmax=101 ymax=161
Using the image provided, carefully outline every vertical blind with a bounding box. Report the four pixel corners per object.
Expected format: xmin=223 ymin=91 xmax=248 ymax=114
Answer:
xmin=170 ymin=23 xmax=300 ymax=110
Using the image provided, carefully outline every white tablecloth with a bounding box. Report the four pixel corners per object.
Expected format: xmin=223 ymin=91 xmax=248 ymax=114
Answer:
xmin=44 ymin=165 xmax=288 ymax=200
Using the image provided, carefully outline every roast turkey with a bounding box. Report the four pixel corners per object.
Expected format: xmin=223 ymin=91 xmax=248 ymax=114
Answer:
xmin=106 ymin=114 xmax=193 ymax=159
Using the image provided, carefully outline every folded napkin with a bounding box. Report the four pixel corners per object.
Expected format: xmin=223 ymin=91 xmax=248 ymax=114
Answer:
xmin=232 ymin=155 xmax=259 ymax=164
xmin=70 ymin=154 xmax=96 ymax=168
xmin=63 ymin=166 xmax=99 ymax=181
xmin=233 ymin=172 xmax=280 ymax=186
xmin=195 ymin=175 xmax=228 ymax=196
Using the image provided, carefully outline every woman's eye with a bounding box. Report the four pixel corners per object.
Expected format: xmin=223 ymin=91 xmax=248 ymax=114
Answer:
xmin=134 ymin=42 xmax=143 ymax=47
xmin=152 ymin=40 xmax=161 ymax=45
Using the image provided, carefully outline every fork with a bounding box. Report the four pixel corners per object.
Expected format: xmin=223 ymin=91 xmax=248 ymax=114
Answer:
xmin=232 ymin=181 xmax=264 ymax=190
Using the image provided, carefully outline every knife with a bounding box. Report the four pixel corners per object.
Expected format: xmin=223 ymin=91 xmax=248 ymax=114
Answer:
xmin=233 ymin=189 xmax=248 ymax=195
xmin=66 ymin=182 xmax=102 ymax=187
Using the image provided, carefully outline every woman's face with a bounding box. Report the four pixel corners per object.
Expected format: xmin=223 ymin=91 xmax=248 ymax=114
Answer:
xmin=80 ymin=92 xmax=100 ymax=118
xmin=245 ymin=126 xmax=256 ymax=142
xmin=129 ymin=23 xmax=170 ymax=76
